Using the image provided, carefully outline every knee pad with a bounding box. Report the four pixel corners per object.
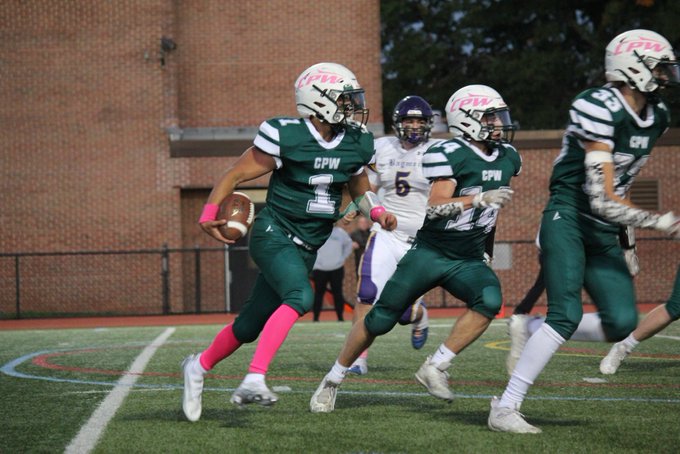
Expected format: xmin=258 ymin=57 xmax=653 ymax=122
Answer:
xmin=232 ymin=317 xmax=262 ymax=344
xmin=364 ymin=304 xmax=402 ymax=336
xmin=601 ymin=309 xmax=638 ymax=342
xmin=283 ymin=286 xmax=314 ymax=315
xmin=545 ymin=307 xmax=583 ymax=340
xmin=468 ymin=286 xmax=503 ymax=319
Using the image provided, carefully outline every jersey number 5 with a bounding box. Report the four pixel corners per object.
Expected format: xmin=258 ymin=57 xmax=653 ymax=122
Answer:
xmin=395 ymin=171 xmax=411 ymax=197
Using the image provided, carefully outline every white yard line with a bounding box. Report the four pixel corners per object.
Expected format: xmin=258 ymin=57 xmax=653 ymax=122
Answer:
xmin=64 ymin=327 xmax=175 ymax=454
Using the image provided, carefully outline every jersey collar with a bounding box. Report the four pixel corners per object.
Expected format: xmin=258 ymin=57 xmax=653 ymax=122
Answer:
xmin=304 ymin=118 xmax=346 ymax=149
xmin=610 ymin=86 xmax=655 ymax=128
xmin=468 ymin=141 xmax=500 ymax=162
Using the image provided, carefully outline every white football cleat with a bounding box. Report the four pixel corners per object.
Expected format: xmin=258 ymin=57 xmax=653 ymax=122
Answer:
xmin=600 ymin=341 xmax=629 ymax=375
xmin=181 ymin=354 xmax=204 ymax=422
xmin=310 ymin=374 xmax=340 ymax=413
xmin=415 ymin=356 xmax=454 ymax=402
xmin=230 ymin=379 xmax=279 ymax=407
xmin=506 ymin=314 xmax=536 ymax=375
xmin=488 ymin=396 xmax=542 ymax=434
xmin=348 ymin=357 xmax=368 ymax=375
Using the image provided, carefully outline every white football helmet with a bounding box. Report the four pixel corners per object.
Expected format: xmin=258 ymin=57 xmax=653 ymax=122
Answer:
xmin=605 ymin=29 xmax=680 ymax=93
xmin=295 ymin=62 xmax=369 ymax=128
xmin=445 ymin=85 xmax=516 ymax=144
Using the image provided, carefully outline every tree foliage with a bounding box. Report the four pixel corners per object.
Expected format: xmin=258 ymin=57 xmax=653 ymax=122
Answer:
xmin=381 ymin=0 xmax=680 ymax=131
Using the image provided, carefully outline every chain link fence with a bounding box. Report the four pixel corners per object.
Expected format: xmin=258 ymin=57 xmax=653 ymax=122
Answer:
xmin=1 ymin=239 xmax=677 ymax=319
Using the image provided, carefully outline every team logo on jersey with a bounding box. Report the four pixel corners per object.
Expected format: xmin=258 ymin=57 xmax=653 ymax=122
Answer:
xmin=482 ymin=170 xmax=503 ymax=181
xmin=629 ymin=136 xmax=650 ymax=149
xmin=612 ymin=35 xmax=667 ymax=55
xmin=314 ymin=157 xmax=341 ymax=169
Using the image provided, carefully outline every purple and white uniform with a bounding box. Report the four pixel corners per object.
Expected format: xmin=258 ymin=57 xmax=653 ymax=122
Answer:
xmin=357 ymin=135 xmax=444 ymax=305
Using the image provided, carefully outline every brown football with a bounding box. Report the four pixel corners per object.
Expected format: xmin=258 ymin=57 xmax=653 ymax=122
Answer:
xmin=218 ymin=192 xmax=255 ymax=241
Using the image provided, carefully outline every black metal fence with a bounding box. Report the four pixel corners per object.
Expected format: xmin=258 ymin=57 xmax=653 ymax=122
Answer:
xmin=1 ymin=238 xmax=677 ymax=319
xmin=0 ymin=245 xmax=255 ymax=319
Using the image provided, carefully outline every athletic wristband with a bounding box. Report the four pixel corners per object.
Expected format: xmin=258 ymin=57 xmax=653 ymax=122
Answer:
xmin=369 ymin=206 xmax=386 ymax=222
xmin=198 ymin=203 xmax=219 ymax=223
xmin=338 ymin=201 xmax=359 ymax=219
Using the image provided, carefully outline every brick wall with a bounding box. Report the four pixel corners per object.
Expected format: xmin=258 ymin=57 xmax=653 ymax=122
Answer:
xmin=1 ymin=0 xmax=382 ymax=252
xmin=1 ymin=1 xmax=678 ymax=316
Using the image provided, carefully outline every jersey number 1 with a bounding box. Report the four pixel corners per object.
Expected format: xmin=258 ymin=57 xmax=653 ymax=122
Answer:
xmin=307 ymin=174 xmax=335 ymax=214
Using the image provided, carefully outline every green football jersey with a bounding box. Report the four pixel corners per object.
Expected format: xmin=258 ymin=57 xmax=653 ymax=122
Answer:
xmin=547 ymin=85 xmax=670 ymax=216
xmin=419 ymin=138 xmax=522 ymax=259
xmin=253 ymin=117 xmax=374 ymax=247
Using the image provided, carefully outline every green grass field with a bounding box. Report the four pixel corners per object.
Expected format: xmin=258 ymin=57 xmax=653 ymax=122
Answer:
xmin=2 ymin=317 xmax=680 ymax=453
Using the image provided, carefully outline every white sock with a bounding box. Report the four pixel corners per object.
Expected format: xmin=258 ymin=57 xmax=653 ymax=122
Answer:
xmin=431 ymin=344 xmax=456 ymax=368
xmin=243 ymin=372 xmax=265 ymax=385
xmin=500 ymin=323 xmax=565 ymax=409
xmin=621 ymin=333 xmax=640 ymax=352
xmin=193 ymin=353 xmax=207 ymax=375
xmin=527 ymin=316 xmax=545 ymax=336
xmin=570 ymin=312 xmax=606 ymax=342
xmin=328 ymin=360 xmax=349 ymax=383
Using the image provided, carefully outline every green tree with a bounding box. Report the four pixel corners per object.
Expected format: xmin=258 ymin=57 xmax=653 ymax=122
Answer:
xmin=381 ymin=0 xmax=680 ymax=131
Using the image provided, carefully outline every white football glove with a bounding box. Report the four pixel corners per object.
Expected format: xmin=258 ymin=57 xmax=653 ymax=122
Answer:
xmin=623 ymin=247 xmax=640 ymax=277
xmin=483 ymin=252 xmax=493 ymax=267
xmin=654 ymin=212 xmax=680 ymax=239
xmin=426 ymin=201 xmax=464 ymax=220
xmin=472 ymin=189 xmax=514 ymax=209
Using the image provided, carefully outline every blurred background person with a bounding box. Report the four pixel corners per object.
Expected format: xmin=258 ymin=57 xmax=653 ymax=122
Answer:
xmin=312 ymin=223 xmax=354 ymax=322
xmin=350 ymin=215 xmax=371 ymax=276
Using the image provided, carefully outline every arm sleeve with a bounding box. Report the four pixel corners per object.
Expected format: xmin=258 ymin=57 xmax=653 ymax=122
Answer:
xmin=584 ymin=151 xmax=662 ymax=229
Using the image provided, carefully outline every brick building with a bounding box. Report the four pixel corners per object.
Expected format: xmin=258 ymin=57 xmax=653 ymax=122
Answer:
xmin=1 ymin=1 xmax=678 ymax=318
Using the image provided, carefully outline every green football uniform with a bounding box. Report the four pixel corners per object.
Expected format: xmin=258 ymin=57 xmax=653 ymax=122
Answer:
xmin=365 ymin=139 xmax=521 ymax=334
xmin=233 ymin=118 xmax=374 ymax=341
xmin=664 ymin=265 xmax=680 ymax=321
xmin=541 ymin=86 xmax=670 ymax=340
xmin=254 ymin=117 xmax=374 ymax=248
xmin=547 ymin=86 xmax=670 ymax=216
xmin=419 ymin=138 xmax=522 ymax=259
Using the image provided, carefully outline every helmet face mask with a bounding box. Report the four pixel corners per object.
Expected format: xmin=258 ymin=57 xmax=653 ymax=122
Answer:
xmin=333 ymin=89 xmax=369 ymax=128
xmin=605 ymin=29 xmax=680 ymax=93
xmin=445 ymin=85 xmax=516 ymax=145
xmin=391 ymin=95 xmax=434 ymax=145
xmin=476 ymin=108 xmax=515 ymax=144
xmin=650 ymin=58 xmax=680 ymax=88
xmin=295 ymin=63 xmax=369 ymax=129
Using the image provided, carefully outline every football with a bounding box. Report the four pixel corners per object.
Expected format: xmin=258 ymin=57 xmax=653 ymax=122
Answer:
xmin=218 ymin=192 xmax=255 ymax=241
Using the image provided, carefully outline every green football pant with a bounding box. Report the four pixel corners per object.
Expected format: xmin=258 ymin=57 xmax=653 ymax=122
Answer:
xmin=232 ymin=209 xmax=317 ymax=343
xmin=365 ymin=242 xmax=502 ymax=336
xmin=540 ymin=208 xmax=637 ymax=341
xmin=664 ymin=265 xmax=680 ymax=320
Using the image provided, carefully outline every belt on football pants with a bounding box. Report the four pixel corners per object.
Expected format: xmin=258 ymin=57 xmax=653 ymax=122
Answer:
xmin=282 ymin=230 xmax=314 ymax=251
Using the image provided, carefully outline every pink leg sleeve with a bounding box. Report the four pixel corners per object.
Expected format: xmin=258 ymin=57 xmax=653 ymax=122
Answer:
xmin=248 ymin=304 xmax=300 ymax=374
xmin=200 ymin=323 xmax=242 ymax=371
